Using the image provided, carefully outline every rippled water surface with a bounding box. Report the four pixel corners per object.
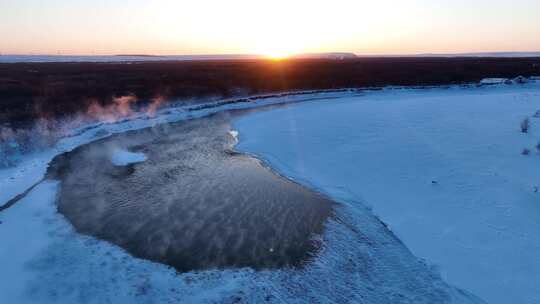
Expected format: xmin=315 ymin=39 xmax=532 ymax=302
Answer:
xmin=48 ymin=112 xmax=334 ymax=272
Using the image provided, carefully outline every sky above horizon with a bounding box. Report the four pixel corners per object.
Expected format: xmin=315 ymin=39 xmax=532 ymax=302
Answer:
xmin=1 ymin=0 xmax=539 ymax=57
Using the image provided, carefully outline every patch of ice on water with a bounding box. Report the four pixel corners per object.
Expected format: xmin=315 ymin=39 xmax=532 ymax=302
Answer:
xmin=229 ymin=130 xmax=239 ymax=146
xmin=229 ymin=130 xmax=239 ymax=138
xmin=110 ymin=149 xmax=147 ymax=166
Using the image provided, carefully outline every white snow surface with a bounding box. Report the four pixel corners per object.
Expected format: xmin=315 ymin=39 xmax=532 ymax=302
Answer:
xmin=479 ymin=78 xmax=507 ymax=85
xmin=1 ymin=81 xmax=539 ymax=303
xmin=233 ymin=83 xmax=540 ymax=304
xmin=110 ymin=149 xmax=147 ymax=166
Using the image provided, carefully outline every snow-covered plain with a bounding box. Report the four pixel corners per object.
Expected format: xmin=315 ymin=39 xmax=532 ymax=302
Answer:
xmin=234 ymin=82 xmax=540 ymax=304
xmin=1 ymin=81 xmax=539 ymax=303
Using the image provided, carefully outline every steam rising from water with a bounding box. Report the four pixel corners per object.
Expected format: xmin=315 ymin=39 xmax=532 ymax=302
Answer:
xmin=0 ymin=93 xmax=165 ymax=168
xmin=86 ymin=94 xmax=138 ymax=122
xmin=85 ymin=94 xmax=166 ymax=122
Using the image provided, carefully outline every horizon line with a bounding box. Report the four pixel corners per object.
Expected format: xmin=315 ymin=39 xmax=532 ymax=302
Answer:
xmin=2 ymin=50 xmax=540 ymax=57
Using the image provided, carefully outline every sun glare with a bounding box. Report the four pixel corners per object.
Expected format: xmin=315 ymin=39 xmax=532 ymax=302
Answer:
xmin=264 ymin=51 xmax=291 ymax=60
xmin=255 ymin=40 xmax=301 ymax=60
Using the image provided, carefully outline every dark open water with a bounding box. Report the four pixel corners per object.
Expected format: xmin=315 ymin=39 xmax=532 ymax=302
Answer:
xmin=47 ymin=112 xmax=334 ymax=272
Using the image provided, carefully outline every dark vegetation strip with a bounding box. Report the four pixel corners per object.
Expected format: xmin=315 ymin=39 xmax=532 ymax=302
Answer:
xmin=1 ymin=57 xmax=540 ymax=128
xmin=0 ymin=178 xmax=44 ymax=212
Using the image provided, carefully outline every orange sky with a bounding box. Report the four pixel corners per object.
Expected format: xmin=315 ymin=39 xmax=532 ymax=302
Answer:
xmin=1 ymin=0 xmax=539 ymax=57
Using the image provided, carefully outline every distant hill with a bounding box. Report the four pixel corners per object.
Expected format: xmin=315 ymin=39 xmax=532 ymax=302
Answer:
xmin=357 ymin=52 xmax=540 ymax=58
xmin=292 ymin=52 xmax=358 ymax=60
xmin=114 ymin=54 xmax=163 ymax=57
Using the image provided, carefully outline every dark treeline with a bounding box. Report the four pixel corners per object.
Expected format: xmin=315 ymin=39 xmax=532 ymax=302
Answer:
xmin=1 ymin=57 xmax=540 ymax=128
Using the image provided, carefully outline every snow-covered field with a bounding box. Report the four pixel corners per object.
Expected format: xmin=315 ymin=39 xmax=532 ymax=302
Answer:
xmin=234 ymin=82 xmax=540 ymax=304
xmin=1 ymin=80 xmax=539 ymax=303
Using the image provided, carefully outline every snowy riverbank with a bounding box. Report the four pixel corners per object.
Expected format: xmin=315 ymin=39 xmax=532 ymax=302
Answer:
xmin=234 ymin=82 xmax=540 ymax=304
xmin=1 ymin=80 xmax=539 ymax=303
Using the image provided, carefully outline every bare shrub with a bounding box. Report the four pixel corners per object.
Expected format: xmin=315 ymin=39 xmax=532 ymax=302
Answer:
xmin=536 ymin=142 xmax=540 ymax=152
xmin=521 ymin=118 xmax=529 ymax=133
xmin=522 ymin=148 xmax=530 ymax=155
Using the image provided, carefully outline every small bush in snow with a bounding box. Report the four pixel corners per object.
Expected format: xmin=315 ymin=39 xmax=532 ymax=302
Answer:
xmin=521 ymin=118 xmax=529 ymax=133
xmin=536 ymin=142 xmax=540 ymax=152
xmin=522 ymin=148 xmax=530 ymax=155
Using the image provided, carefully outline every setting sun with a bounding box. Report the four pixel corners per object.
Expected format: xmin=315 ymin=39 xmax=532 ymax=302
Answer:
xmin=264 ymin=51 xmax=291 ymax=60
xmin=259 ymin=47 xmax=296 ymax=60
xmin=248 ymin=24 xmax=306 ymax=60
